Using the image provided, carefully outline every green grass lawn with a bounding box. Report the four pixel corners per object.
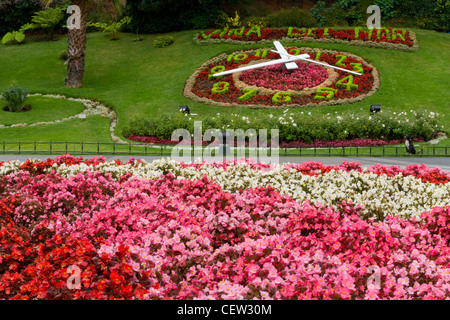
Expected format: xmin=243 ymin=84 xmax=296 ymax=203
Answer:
xmin=0 ymin=96 xmax=84 ymax=126
xmin=0 ymin=29 xmax=449 ymax=148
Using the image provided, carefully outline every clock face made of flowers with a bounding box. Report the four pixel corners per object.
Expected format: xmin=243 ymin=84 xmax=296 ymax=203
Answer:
xmin=184 ymin=41 xmax=380 ymax=109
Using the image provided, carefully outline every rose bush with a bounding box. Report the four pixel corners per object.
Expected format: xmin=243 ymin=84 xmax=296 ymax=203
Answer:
xmin=0 ymin=156 xmax=449 ymax=300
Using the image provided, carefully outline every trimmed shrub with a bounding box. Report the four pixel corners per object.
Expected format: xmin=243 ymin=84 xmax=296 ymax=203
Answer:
xmin=153 ymin=35 xmax=174 ymax=48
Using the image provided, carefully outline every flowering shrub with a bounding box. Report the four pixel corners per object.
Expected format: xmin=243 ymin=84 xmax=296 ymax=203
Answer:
xmin=184 ymin=47 xmax=379 ymax=109
xmin=123 ymin=109 xmax=440 ymax=145
xmin=0 ymin=156 xmax=449 ymax=300
xmin=194 ymin=27 xmax=418 ymax=51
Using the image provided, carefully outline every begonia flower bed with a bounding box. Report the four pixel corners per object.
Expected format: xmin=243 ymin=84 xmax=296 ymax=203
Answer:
xmin=0 ymin=156 xmax=449 ymax=300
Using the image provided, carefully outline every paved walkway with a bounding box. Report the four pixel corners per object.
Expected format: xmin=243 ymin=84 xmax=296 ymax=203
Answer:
xmin=1 ymin=155 xmax=449 ymax=171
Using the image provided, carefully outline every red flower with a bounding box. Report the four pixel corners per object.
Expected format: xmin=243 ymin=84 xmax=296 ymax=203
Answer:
xmin=110 ymin=271 xmax=124 ymax=286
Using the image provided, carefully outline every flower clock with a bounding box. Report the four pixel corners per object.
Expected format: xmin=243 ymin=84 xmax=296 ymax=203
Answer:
xmin=184 ymin=43 xmax=380 ymax=109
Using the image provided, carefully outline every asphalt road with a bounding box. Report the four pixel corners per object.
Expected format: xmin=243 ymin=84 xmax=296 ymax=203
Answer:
xmin=1 ymin=155 xmax=449 ymax=171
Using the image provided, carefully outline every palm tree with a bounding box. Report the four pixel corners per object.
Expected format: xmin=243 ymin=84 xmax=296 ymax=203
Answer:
xmin=41 ymin=0 xmax=126 ymax=88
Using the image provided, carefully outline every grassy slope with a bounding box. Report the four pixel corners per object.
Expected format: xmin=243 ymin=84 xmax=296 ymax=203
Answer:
xmin=0 ymin=29 xmax=448 ymax=145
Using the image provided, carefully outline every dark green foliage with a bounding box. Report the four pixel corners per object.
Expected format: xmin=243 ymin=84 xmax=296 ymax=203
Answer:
xmin=31 ymin=7 xmax=64 ymax=40
xmin=122 ymin=110 xmax=441 ymax=144
xmin=1 ymin=85 xmax=30 ymax=112
xmin=125 ymin=0 xmax=225 ymax=33
xmin=266 ymin=7 xmax=317 ymax=28
xmin=396 ymin=0 xmax=436 ymax=19
xmin=58 ymin=50 xmax=68 ymax=61
xmin=375 ymin=0 xmax=397 ymax=21
xmin=0 ymin=0 xmax=42 ymax=35
xmin=394 ymin=0 xmax=449 ymax=32
xmin=310 ymin=0 xmax=360 ymax=27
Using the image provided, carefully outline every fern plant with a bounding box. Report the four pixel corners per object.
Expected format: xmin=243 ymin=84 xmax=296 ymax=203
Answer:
xmin=89 ymin=16 xmax=132 ymax=40
xmin=1 ymin=85 xmax=30 ymax=112
xmin=31 ymin=7 xmax=64 ymax=40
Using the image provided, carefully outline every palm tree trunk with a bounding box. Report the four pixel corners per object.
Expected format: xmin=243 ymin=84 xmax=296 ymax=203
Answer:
xmin=66 ymin=0 xmax=86 ymax=88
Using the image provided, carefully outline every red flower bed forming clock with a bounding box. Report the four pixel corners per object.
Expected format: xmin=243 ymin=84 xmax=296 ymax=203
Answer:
xmin=184 ymin=47 xmax=380 ymax=109
xmin=194 ymin=27 xmax=418 ymax=51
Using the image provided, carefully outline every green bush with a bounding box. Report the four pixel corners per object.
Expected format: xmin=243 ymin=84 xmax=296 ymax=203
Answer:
xmin=58 ymin=50 xmax=68 ymax=61
xmin=266 ymin=7 xmax=317 ymax=28
xmin=375 ymin=0 xmax=397 ymax=21
xmin=122 ymin=109 xmax=441 ymax=144
xmin=1 ymin=85 xmax=30 ymax=112
xmin=153 ymin=35 xmax=174 ymax=48
xmin=245 ymin=16 xmax=268 ymax=28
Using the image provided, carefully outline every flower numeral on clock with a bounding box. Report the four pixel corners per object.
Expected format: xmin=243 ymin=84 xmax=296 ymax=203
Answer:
xmin=208 ymin=66 xmax=226 ymax=79
xmin=272 ymin=92 xmax=291 ymax=105
xmin=336 ymin=75 xmax=359 ymax=91
xmin=335 ymin=55 xmax=347 ymax=67
xmin=315 ymin=88 xmax=337 ymax=101
xmin=238 ymin=88 xmax=257 ymax=101
xmin=350 ymin=63 xmax=364 ymax=74
xmin=211 ymin=81 xmax=230 ymax=94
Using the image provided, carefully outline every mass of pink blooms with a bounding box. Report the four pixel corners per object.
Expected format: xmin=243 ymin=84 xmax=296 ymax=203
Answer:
xmin=240 ymin=61 xmax=328 ymax=91
xmin=0 ymin=155 xmax=449 ymax=300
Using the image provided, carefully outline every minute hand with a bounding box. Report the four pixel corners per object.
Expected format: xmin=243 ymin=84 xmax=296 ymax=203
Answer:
xmin=271 ymin=50 xmax=362 ymax=76
xmin=298 ymin=57 xmax=362 ymax=76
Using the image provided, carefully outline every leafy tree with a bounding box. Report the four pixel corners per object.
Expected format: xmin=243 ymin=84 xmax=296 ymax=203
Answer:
xmin=41 ymin=0 xmax=127 ymax=88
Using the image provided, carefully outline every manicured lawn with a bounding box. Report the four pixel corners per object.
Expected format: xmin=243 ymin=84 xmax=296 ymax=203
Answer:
xmin=0 ymin=116 xmax=111 ymax=143
xmin=0 ymin=29 xmax=448 ymax=146
xmin=0 ymin=96 xmax=84 ymax=126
